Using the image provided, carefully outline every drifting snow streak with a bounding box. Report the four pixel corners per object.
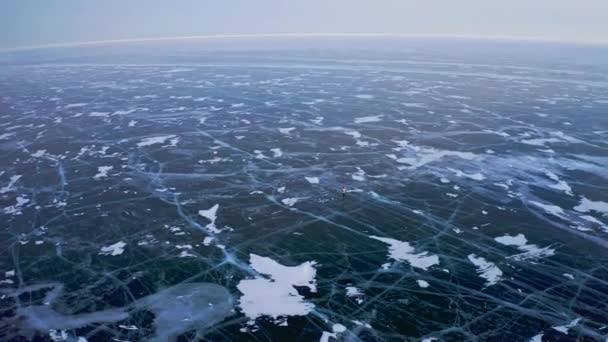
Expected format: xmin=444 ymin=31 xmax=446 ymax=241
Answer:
xmin=137 ymin=135 xmax=177 ymax=147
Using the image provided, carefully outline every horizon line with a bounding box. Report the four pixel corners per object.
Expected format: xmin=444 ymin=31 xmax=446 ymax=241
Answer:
xmin=2 ymin=32 xmax=608 ymax=52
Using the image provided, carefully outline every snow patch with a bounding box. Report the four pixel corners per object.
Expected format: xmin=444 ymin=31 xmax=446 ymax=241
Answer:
xmin=574 ymin=197 xmax=608 ymax=215
xmin=468 ymin=254 xmax=502 ymax=286
xmin=305 ymin=177 xmax=319 ymax=184
xmin=370 ymin=235 xmax=439 ymax=270
xmin=417 ymin=280 xmax=430 ymax=288
xmin=93 ymin=166 xmax=113 ymax=179
xmin=494 ymin=234 xmax=555 ymax=261
xmin=99 ymin=241 xmax=126 ymax=256
xmin=198 ymin=204 xmax=221 ymax=233
xmin=237 ymin=254 xmax=317 ymax=323
xmin=137 ymin=135 xmax=177 ymax=147
xmin=354 ymin=115 xmax=383 ymax=124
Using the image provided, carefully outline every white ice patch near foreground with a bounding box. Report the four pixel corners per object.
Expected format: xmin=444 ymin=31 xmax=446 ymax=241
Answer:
xmin=529 ymin=201 xmax=566 ymax=219
xmin=345 ymin=286 xmax=363 ymax=304
xmin=344 ymin=131 xmax=361 ymax=139
xmin=305 ymin=177 xmax=319 ymax=184
xmin=545 ymin=171 xmax=573 ymax=195
xmin=320 ymin=324 xmax=347 ymax=342
xmin=352 ymin=167 xmax=366 ymax=181
xmin=99 ymin=241 xmax=126 ymax=256
xmin=282 ymin=197 xmax=302 ymax=207
xmin=237 ymin=254 xmax=317 ymax=323
xmin=468 ymin=254 xmax=503 ymax=286
xmin=198 ymin=204 xmax=221 ymax=233
xmin=4 ymin=196 xmax=29 ymax=215
xmin=448 ymin=168 xmax=485 ymax=181
xmin=93 ymin=166 xmax=113 ymax=179
xmin=354 ymin=115 xmax=383 ymax=124
xmin=494 ymin=234 xmax=555 ymax=261
xmin=552 ymin=317 xmax=580 ymax=334
xmin=370 ymin=236 xmax=439 ymax=271
xmin=574 ymin=197 xmax=608 ymax=215
xmin=278 ymin=127 xmax=295 ymax=134
xmin=270 ymin=148 xmax=283 ymax=158
xmin=417 ymin=280 xmax=430 ymax=288
xmin=0 ymin=175 xmax=22 ymax=194
xmin=136 ymin=135 xmax=177 ymax=147
xmin=31 ymin=150 xmax=46 ymax=158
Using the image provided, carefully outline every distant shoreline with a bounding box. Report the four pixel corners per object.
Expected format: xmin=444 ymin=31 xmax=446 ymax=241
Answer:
xmin=2 ymin=33 xmax=608 ymax=53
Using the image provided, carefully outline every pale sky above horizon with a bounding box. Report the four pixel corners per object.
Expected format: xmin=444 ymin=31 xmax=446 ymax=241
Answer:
xmin=2 ymin=0 xmax=608 ymax=50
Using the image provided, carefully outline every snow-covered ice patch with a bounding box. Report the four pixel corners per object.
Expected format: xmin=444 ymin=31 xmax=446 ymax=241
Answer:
xmin=0 ymin=175 xmax=22 ymax=194
xmin=89 ymin=111 xmax=110 ymax=118
xmin=574 ymin=197 xmax=608 ymax=215
xmin=562 ymin=273 xmax=575 ymax=280
xmin=530 ymin=201 xmax=566 ymax=219
xmin=31 ymin=150 xmax=46 ymax=158
xmin=305 ymin=177 xmax=319 ymax=184
xmin=99 ymin=241 xmax=126 ymax=256
xmin=344 ymin=130 xmax=362 ymax=139
xmin=354 ymin=115 xmax=383 ymax=124
xmin=448 ymin=168 xmax=485 ymax=181
xmin=93 ymin=166 xmax=113 ymax=179
xmin=237 ymin=254 xmax=317 ymax=323
xmin=387 ymin=148 xmax=477 ymax=169
xmin=320 ymin=324 xmax=347 ymax=342
xmin=137 ymin=135 xmax=177 ymax=147
xmin=281 ymin=198 xmax=301 ymax=207
xmin=270 ymin=148 xmax=283 ymax=158
xmin=494 ymin=234 xmax=555 ymax=261
xmin=352 ymin=167 xmax=366 ymax=181
xmin=198 ymin=204 xmax=221 ymax=233
xmin=370 ymin=236 xmax=439 ymax=271
xmin=552 ymin=318 xmax=580 ymax=334
xmin=346 ymin=286 xmax=362 ymax=297
xmin=279 ymin=127 xmax=295 ymax=134
xmin=417 ymin=280 xmax=430 ymax=288
xmin=0 ymin=132 xmax=15 ymax=140
xmin=545 ymin=171 xmax=573 ymax=195
xmin=468 ymin=254 xmax=502 ymax=286
xmin=253 ymin=150 xmax=267 ymax=159
xmin=4 ymin=196 xmax=29 ymax=215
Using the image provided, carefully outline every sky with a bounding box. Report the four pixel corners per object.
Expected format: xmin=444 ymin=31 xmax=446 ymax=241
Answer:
xmin=2 ymin=0 xmax=608 ymax=50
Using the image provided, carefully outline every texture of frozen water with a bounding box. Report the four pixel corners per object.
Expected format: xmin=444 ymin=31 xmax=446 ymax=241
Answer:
xmin=1 ymin=39 xmax=607 ymax=341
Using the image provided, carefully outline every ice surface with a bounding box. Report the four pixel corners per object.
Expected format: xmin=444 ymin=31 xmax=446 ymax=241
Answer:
xmin=2 ymin=43 xmax=608 ymax=341
xmin=136 ymin=283 xmax=234 ymax=341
